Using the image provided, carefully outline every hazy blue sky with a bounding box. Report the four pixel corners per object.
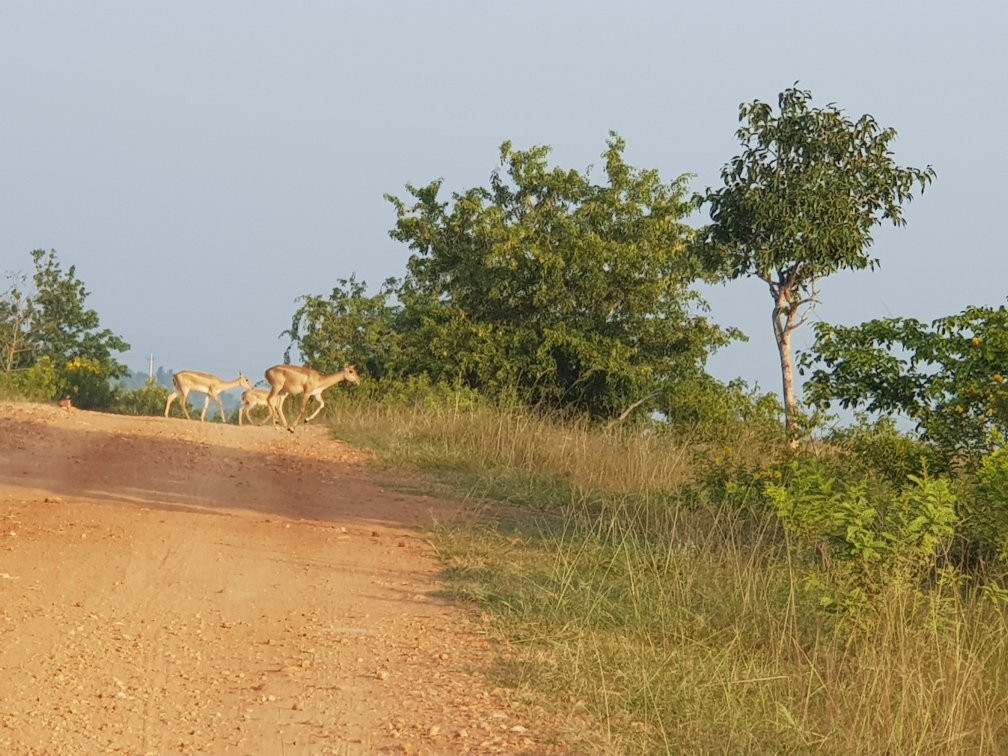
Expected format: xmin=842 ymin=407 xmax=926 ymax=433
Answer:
xmin=2 ymin=2 xmax=1005 ymax=400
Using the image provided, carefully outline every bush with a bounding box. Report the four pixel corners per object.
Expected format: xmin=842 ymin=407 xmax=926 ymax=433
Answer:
xmin=829 ymin=416 xmax=949 ymax=486
xmin=112 ymin=380 xmax=170 ymax=416
xmin=766 ymin=459 xmax=958 ymax=598
xmin=802 ymin=306 xmax=1008 ymax=462
xmin=60 ymin=356 xmax=118 ymax=410
xmin=0 ymin=358 xmax=60 ymax=401
xmin=328 ymin=373 xmax=487 ymax=413
xmin=956 ymin=446 xmax=1008 ymax=563
xmin=661 ymin=377 xmax=785 ymax=443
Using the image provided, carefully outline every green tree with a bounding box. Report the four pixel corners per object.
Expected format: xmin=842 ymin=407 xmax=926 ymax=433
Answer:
xmin=26 ymin=249 xmax=129 ymax=379
xmin=385 ymin=133 xmax=736 ymax=419
xmin=1 ymin=249 xmax=129 ymax=407
xmin=800 ymin=305 xmax=1008 ymax=460
xmin=0 ymin=272 xmax=33 ymax=371
xmin=698 ymin=86 xmax=935 ymax=435
xmin=112 ymin=377 xmax=170 ymax=416
xmin=283 ymin=275 xmax=402 ymax=379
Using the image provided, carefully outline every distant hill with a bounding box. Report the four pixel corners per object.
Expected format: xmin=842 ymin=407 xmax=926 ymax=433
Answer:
xmin=117 ymin=369 xmax=173 ymax=391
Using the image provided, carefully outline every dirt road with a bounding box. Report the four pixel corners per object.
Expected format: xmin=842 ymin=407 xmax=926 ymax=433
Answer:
xmin=0 ymin=402 xmax=550 ymax=754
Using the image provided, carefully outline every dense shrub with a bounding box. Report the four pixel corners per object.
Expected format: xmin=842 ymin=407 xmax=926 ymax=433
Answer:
xmin=321 ymin=373 xmax=487 ymax=414
xmin=60 ymin=356 xmax=118 ymax=410
xmin=802 ymin=305 xmax=1008 ymax=461
xmin=0 ymin=358 xmax=59 ymax=401
xmin=828 ymin=416 xmax=950 ymax=486
xmin=955 ymin=446 xmax=1008 ymax=563
xmin=112 ymin=380 xmax=170 ymax=416
xmin=288 ymin=137 xmax=739 ymax=422
xmin=766 ymin=459 xmax=958 ymax=603
xmin=660 ymin=376 xmax=784 ymax=443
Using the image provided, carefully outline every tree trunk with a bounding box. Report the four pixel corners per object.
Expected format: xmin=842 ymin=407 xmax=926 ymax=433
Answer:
xmin=777 ymin=324 xmax=798 ymax=434
xmin=2 ymin=322 xmax=20 ymax=372
xmin=771 ymin=288 xmax=800 ymax=439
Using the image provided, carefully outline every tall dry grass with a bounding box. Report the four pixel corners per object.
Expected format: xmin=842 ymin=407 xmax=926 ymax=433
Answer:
xmin=323 ymin=396 xmax=1008 ymax=753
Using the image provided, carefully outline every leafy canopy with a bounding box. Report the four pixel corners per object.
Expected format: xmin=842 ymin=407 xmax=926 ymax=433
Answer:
xmin=382 ymin=133 xmax=737 ymax=417
xmin=701 ymin=85 xmax=935 ymax=283
xmin=283 ymin=275 xmax=402 ymax=380
xmin=800 ymin=305 xmax=1008 ymax=460
xmin=698 ymin=85 xmax=935 ymax=431
xmin=0 ymin=249 xmax=129 ymax=406
xmin=25 ymin=249 xmax=129 ymax=377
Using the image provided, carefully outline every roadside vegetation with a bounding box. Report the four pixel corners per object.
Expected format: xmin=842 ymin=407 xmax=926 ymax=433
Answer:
xmin=317 ymin=386 xmax=1008 ymax=753
xmin=0 ymin=248 xmax=178 ymax=415
xmin=4 ymin=85 xmax=1007 ymax=752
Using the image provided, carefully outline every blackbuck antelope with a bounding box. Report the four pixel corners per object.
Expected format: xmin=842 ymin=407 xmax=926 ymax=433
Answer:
xmin=264 ymin=364 xmax=362 ymax=430
xmin=164 ymin=371 xmax=252 ymax=422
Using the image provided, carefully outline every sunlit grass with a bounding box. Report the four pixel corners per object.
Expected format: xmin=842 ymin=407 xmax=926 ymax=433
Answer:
xmin=322 ymin=396 xmax=1008 ymax=753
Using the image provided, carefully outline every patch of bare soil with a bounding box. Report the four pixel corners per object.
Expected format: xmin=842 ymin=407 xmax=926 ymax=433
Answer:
xmin=0 ymin=402 xmax=558 ymax=754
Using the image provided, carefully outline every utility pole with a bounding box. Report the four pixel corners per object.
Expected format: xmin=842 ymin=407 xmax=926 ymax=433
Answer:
xmin=149 ymin=353 xmax=154 ymax=379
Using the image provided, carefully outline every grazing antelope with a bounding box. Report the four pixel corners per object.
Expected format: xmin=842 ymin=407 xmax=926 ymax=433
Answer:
xmin=238 ymin=387 xmax=288 ymax=426
xmin=264 ymin=364 xmax=361 ymax=430
xmin=164 ymin=371 xmax=252 ymax=422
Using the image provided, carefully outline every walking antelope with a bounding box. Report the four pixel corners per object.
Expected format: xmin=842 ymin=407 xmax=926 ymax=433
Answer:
xmin=264 ymin=364 xmax=361 ymax=430
xmin=164 ymin=371 xmax=252 ymax=422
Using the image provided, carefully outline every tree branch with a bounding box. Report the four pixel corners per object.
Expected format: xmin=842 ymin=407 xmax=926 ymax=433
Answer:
xmin=605 ymin=390 xmax=659 ymax=430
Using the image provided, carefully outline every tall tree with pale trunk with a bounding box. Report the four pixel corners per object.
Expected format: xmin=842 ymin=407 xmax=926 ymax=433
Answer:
xmin=698 ymin=85 xmax=935 ymax=436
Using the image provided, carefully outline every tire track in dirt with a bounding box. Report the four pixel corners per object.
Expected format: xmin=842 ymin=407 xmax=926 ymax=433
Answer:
xmin=0 ymin=402 xmax=559 ymax=754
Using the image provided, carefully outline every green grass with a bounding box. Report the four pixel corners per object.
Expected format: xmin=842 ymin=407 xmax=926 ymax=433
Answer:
xmin=322 ymin=398 xmax=1008 ymax=753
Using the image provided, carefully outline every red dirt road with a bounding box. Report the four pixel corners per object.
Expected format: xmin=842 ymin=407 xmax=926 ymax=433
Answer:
xmin=0 ymin=402 xmax=550 ymax=754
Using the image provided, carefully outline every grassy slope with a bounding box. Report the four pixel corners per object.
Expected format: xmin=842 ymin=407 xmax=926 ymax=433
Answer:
xmin=324 ymin=400 xmax=1008 ymax=754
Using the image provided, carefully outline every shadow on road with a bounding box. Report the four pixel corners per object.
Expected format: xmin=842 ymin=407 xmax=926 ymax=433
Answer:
xmin=0 ymin=411 xmax=457 ymax=531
